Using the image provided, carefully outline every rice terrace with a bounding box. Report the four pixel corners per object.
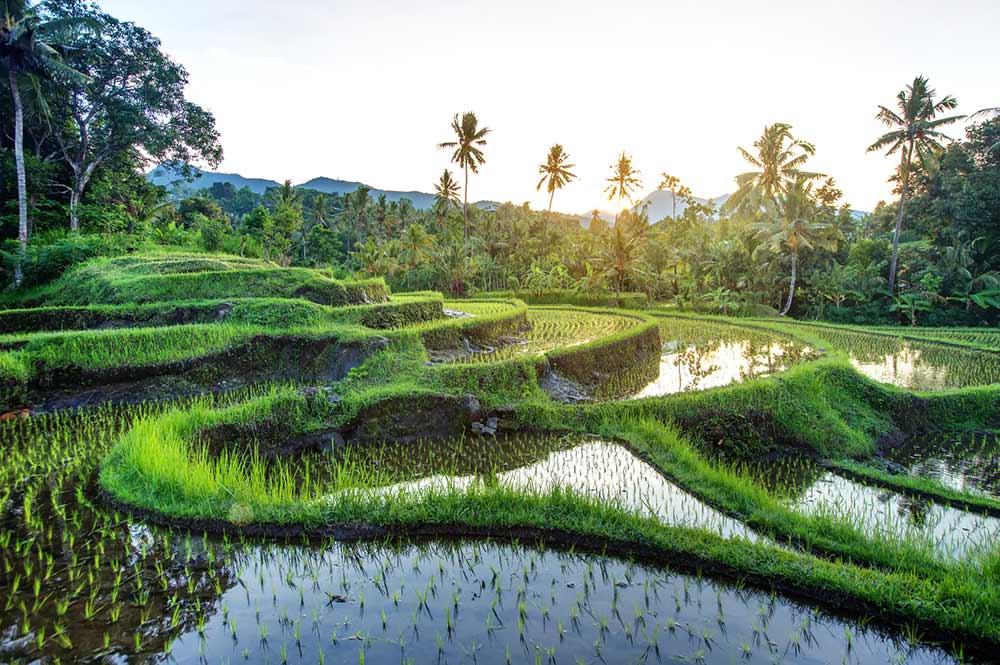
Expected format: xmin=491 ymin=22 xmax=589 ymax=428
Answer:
xmin=2 ymin=0 xmax=1000 ymax=663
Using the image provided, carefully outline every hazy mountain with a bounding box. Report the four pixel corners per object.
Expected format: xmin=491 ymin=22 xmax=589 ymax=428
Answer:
xmin=297 ymin=177 xmax=437 ymax=209
xmin=148 ymin=166 xmax=280 ymax=195
xmin=582 ymin=190 xmax=731 ymax=224
xmin=637 ymin=190 xmax=731 ymax=223
xmin=148 ymin=166 xmax=441 ymax=209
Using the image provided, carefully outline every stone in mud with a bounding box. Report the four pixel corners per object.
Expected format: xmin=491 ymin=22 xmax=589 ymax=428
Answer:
xmin=300 ymin=386 xmax=343 ymax=406
xmin=471 ymin=421 xmax=496 ymax=436
xmin=213 ymin=302 xmax=233 ymax=321
xmin=460 ymin=394 xmax=483 ymax=423
xmin=540 ymin=370 xmax=592 ymax=404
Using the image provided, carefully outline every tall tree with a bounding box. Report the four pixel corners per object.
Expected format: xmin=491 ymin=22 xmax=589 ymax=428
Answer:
xmin=867 ymin=76 xmax=962 ymax=295
xmin=757 ymin=179 xmax=834 ymax=315
xmin=536 ymin=143 xmax=577 ymax=238
xmin=51 ymin=2 xmax=221 ymax=234
xmin=339 ymin=186 xmax=371 ymax=257
xmin=656 ymin=173 xmax=691 ymax=221
xmin=397 ymin=222 xmax=432 ymax=269
xmin=437 ymin=111 xmax=490 ymax=248
xmin=724 ymin=123 xmax=824 ymax=216
xmin=1 ymin=0 xmax=91 ymax=285
xmin=604 ymin=151 xmax=642 ymax=219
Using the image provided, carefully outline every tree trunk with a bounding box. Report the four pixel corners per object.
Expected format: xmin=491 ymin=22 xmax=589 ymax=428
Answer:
xmin=887 ymin=148 xmax=912 ymax=296
xmin=780 ymin=253 xmax=797 ymax=316
xmin=544 ymin=189 xmax=554 ymax=240
xmin=69 ymin=186 xmax=83 ymax=234
xmin=463 ymin=163 xmax=469 ymax=252
xmin=9 ymin=67 xmax=28 ymax=287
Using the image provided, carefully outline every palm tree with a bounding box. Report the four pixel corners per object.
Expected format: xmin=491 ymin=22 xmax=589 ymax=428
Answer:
xmin=867 ymin=76 xmax=963 ymax=295
xmin=604 ymin=151 xmax=642 ymax=219
xmin=657 ymin=173 xmax=692 ymax=221
xmin=438 ymin=111 xmax=490 ymax=248
xmin=2 ymin=1 xmax=92 ymax=286
xmin=434 ymin=169 xmax=461 ymax=207
xmin=756 ymin=179 xmax=835 ymax=315
xmin=396 ymin=198 xmax=414 ymax=232
xmin=297 ymin=192 xmax=330 ymax=262
xmin=373 ymin=193 xmax=389 ymax=239
xmin=594 ymin=221 xmax=643 ymax=305
xmin=724 ymin=123 xmax=824 ymax=216
xmin=398 ymin=222 xmax=433 ymax=269
xmin=970 ymin=107 xmax=999 ymax=155
xmin=339 ymin=186 xmax=371 ymax=257
xmin=536 ymin=144 xmax=577 ymax=238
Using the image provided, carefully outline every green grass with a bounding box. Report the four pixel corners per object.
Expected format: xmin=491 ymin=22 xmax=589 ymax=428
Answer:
xmin=0 ymin=321 xmax=373 ymax=381
xmin=0 ymin=295 xmax=444 ymax=334
xmin=5 ymin=254 xmax=389 ymax=307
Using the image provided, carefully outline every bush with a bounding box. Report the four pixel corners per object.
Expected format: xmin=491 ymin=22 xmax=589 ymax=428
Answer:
xmin=0 ymin=234 xmax=131 ymax=291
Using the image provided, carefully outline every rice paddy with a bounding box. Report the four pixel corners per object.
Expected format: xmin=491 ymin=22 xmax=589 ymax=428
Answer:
xmin=880 ymin=431 xmax=1000 ymax=499
xmin=438 ymin=306 xmax=644 ymax=363
xmin=0 ymin=408 xmax=976 ymax=664
xmin=336 ymin=435 xmax=758 ymax=541
xmin=770 ymin=323 xmax=1000 ymax=391
xmin=3 ymin=255 xmax=1000 ymax=661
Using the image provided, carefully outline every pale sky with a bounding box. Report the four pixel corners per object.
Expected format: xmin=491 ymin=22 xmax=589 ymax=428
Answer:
xmin=102 ymin=0 xmax=999 ymax=213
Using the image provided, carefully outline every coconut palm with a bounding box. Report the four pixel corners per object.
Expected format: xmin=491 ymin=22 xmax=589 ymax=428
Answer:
xmin=437 ymin=111 xmax=490 ymax=248
xmin=339 ymin=186 xmax=371 ymax=257
xmin=536 ymin=144 xmax=577 ymax=238
xmin=2 ymin=1 xmax=93 ymax=285
xmin=867 ymin=76 xmax=963 ymax=295
xmin=397 ymin=222 xmax=433 ymax=270
xmin=594 ymin=211 xmax=649 ymax=303
xmin=604 ymin=151 xmax=642 ymax=219
xmin=657 ymin=173 xmax=692 ymax=221
xmin=434 ymin=169 xmax=461 ymax=208
xmin=724 ymin=123 xmax=824 ymax=216
xmin=756 ymin=179 xmax=835 ymax=315
xmin=970 ymin=107 xmax=999 ymax=154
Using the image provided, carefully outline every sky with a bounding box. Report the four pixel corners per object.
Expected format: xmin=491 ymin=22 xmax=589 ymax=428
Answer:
xmin=102 ymin=0 xmax=999 ymax=214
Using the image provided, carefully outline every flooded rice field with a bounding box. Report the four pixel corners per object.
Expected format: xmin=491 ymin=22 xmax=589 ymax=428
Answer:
xmin=745 ymin=457 xmax=1000 ymax=559
xmin=624 ymin=316 xmax=816 ymax=399
xmin=880 ymin=431 xmax=1000 ymax=500
xmin=340 ymin=435 xmax=756 ymax=540
xmin=632 ymin=337 xmax=814 ymax=398
xmin=0 ymin=383 xmax=992 ymax=662
xmin=1 ymin=525 xmax=970 ymax=664
xmin=436 ymin=306 xmax=642 ymax=363
xmin=802 ymin=327 xmax=1000 ymax=391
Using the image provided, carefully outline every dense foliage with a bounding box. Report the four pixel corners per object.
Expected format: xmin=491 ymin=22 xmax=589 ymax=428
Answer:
xmin=2 ymin=2 xmax=998 ymax=327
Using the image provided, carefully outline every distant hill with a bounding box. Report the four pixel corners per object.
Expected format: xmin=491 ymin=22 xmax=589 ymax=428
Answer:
xmin=297 ymin=177 xmax=438 ymax=209
xmin=148 ymin=166 xmax=280 ymax=195
xmin=582 ymin=190 xmax=731 ymax=224
xmin=636 ymin=190 xmax=731 ymax=223
xmin=148 ymin=166 xmax=442 ymax=210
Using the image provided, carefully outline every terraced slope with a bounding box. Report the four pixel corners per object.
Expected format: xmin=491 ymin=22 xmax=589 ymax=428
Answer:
xmin=5 ymin=258 xmax=1000 ymax=659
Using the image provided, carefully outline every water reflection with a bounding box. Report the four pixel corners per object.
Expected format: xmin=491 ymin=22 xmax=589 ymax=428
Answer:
xmin=881 ymin=431 xmax=1000 ymax=499
xmin=634 ymin=338 xmax=815 ymax=398
xmin=345 ymin=439 xmax=757 ymax=540
xmin=793 ymin=471 xmax=1000 ymax=559
xmin=802 ymin=328 xmax=1000 ymax=390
